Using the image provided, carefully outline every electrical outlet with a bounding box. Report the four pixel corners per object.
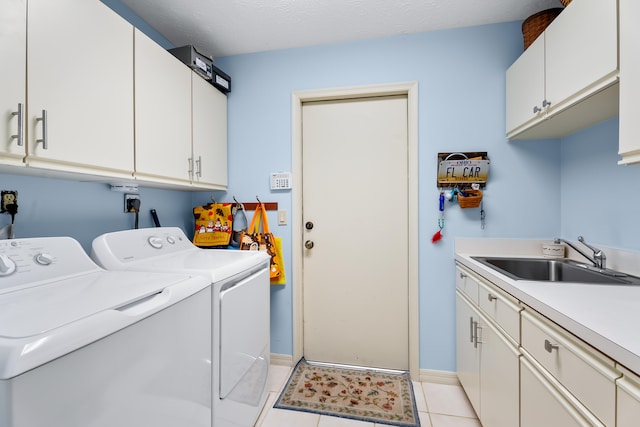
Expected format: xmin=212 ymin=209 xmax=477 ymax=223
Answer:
xmin=1 ymin=191 xmax=17 ymax=213
xmin=124 ymin=194 xmax=140 ymax=213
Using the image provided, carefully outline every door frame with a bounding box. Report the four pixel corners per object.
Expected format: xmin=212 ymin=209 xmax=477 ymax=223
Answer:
xmin=291 ymin=82 xmax=419 ymax=379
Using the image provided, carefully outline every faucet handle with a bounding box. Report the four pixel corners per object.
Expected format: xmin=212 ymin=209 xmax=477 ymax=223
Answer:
xmin=577 ymin=236 xmax=598 ymax=253
xmin=577 ymin=236 xmax=606 ymax=268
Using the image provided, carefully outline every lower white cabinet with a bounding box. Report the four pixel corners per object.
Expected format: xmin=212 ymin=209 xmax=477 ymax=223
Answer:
xmin=520 ymin=356 xmax=600 ymax=427
xmin=520 ymin=308 xmax=618 ymax=426
xmin=456 ymin=261 xmax=630 ymax=427
xmin=455 ymin=291 xmax=480 ymax=414
xmin=478 ymin=308 xmax=520 ymax=427
xmin=455 ymin=265 xmax=520 ymax=427
xmin=617 ymin=365 xmax=640 ymax=426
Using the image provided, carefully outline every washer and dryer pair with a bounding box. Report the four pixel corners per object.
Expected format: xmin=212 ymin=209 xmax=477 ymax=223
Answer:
xmin=91 ymin=227 xmax=271 ymax=427
xmin=0 ymin=228 xmax=270 ymax=427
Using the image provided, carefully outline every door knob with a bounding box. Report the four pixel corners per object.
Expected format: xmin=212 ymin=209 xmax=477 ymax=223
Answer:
xmin=305 ymin=240 xmax=314 ymax=249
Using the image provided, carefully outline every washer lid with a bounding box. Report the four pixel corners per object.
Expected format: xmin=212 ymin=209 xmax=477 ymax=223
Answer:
xmin=0 ymin=269 xmax=209 ymax=379
xmin=0 ymin=269 xmax=192 ymax=338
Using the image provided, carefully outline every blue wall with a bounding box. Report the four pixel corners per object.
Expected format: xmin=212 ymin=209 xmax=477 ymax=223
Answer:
xmin=0 ymin=173 xmax=195 ymax=252
xmin=8 ymin=1 xmax=638 ymax=372
xmin=214 ymin=23 xmax=564 ymax=370
xmin=560 ymin=117 xmax=640 ymax=251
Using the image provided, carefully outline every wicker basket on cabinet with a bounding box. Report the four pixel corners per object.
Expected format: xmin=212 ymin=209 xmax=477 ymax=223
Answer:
xmin=521 ymin=8 xmax=564 ymax=49
xmin=560 ymin=0 xmax=572 ymax=6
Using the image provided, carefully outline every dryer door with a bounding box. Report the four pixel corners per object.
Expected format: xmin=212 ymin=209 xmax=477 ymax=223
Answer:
xmin=219 ymin=267 xmax=270 ymax=405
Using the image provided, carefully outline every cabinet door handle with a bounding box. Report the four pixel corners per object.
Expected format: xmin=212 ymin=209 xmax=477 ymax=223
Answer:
xmin=459 ymin=272 xmax=467 ymax=279
xmin=11 ymin=103 xmax=24 ymax=146
xmin=188 ymin=157 xmax=194 ymax=179
xmin=533 ymin=105 xmax=541 ymax=114
xmin=487 ymin=293 xmax=498 ymax=302
xmin=544 ymin=339 xmax=559 ymax=353
xmin=473 ymin=322 xmax=482 ymax=348
xmin=196 ymin=155 xmax=202 ymax=178
xmin=542 ymin=99 xmax=551 ymax=108
xmin=36 ymin=110 xmax=48 ymax=149
xmin=469 ymin=317 xmax=475 ymax=343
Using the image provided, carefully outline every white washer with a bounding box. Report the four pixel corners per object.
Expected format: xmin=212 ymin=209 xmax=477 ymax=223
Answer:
xmin=91 ymin=227 xmax=271 ymax=427
xmin=0 ymin=236 xmax=212 ymax=427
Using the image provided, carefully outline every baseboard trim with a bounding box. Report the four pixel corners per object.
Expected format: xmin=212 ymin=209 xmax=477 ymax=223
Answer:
xmin=270 ymin=353 xmax=294 ymax=367
xmin=419 ymin=369 xmax=460 ymax=385
xmin=270 ymin=354 xmax=459 ymax=386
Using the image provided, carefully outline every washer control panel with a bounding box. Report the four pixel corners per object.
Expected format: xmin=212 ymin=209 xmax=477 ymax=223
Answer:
xmin=0 ymin=237 xmax=100 ymax=294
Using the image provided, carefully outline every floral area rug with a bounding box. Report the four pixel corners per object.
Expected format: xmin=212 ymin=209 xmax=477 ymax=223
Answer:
xmin=274 ymin=358 xmax=420 ymax=426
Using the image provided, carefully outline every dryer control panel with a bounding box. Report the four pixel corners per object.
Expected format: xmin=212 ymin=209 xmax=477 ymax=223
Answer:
xmin=92 ymin=227 xmax=194 ymax=270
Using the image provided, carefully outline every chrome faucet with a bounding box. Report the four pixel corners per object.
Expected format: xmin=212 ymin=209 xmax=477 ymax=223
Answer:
xmin=554 ymin=236 xmax=607 ymax=269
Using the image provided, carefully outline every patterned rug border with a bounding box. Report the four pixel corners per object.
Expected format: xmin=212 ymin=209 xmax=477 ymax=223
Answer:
xmin=274 ymin=358 xmax=420 ymax=427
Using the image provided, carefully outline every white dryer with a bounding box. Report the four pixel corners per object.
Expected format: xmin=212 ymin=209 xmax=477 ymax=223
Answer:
xmin=91 ymin=227 xmax=271 ymax=427
xmin=0 ymin=236 xmax=212 ymax=427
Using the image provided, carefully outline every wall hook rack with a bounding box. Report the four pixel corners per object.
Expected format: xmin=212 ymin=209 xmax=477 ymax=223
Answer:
xmin=230 ymin=196 xmax=278 ymax=211
xmin=436 ymin=151 xmax=490 ymax=188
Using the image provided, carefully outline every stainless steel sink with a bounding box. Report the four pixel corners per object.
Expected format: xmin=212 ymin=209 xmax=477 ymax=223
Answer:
xmin=471 ymin=257 xmax=640 ymax=285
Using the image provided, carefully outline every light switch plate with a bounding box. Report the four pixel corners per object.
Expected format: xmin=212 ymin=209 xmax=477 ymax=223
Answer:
xmin=278 ymin=210 xmax=287 ymax=225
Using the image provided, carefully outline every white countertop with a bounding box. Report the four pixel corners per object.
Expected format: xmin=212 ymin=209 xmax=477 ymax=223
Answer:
xmin=455 ymin=238 xmax=640 ymax=376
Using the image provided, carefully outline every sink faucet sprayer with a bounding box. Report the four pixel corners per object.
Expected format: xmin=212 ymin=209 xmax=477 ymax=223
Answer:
xmin=554 ymin=236 xmax=607 ymax=269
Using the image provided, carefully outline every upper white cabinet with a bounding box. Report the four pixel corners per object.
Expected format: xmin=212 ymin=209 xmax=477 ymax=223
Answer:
xmin=0 ymin=0 xmax=27 ymax=167
xmin=618 ymin=0 xmax=640 ymax=164
xmin=134 ymin=29 xmax=228 ymax=189
xmin=26 ymin=0 xmax=134 ymax=178
xmin=134 ymin=29 xmax=192 ymax=186
xmin=506 ymin=34 xmax=545 ymax=137
xmin=192 ymin=73 xmax=228 ymax=189
xmin=506 ymin=0 xmax=618 ymax=140
xmin=1 ymin=0 xmax=228 ymax=189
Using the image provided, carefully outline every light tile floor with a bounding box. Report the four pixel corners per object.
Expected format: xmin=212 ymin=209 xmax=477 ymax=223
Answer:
xmin=255 ymin=364 xmax=482 ymax=427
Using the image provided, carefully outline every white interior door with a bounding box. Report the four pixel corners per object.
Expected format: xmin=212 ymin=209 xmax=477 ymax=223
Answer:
xmin=301 ymin=95 xmax=409 ymax=370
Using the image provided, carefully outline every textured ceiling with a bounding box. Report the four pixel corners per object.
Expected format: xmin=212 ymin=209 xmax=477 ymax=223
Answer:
xmin=121 ymin=0 xmax=564 ymax=58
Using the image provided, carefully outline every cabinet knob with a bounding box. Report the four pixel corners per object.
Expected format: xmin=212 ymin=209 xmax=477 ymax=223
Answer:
xmin=487 ymin=293 xmax=498 ymax=302
xmin=305 ymin=240 xmax=314 ymax=249
xmin=544 ymin=339 xmax=559 ymax=353
xmin=533 ymin=105 xmax=541 ymax=114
